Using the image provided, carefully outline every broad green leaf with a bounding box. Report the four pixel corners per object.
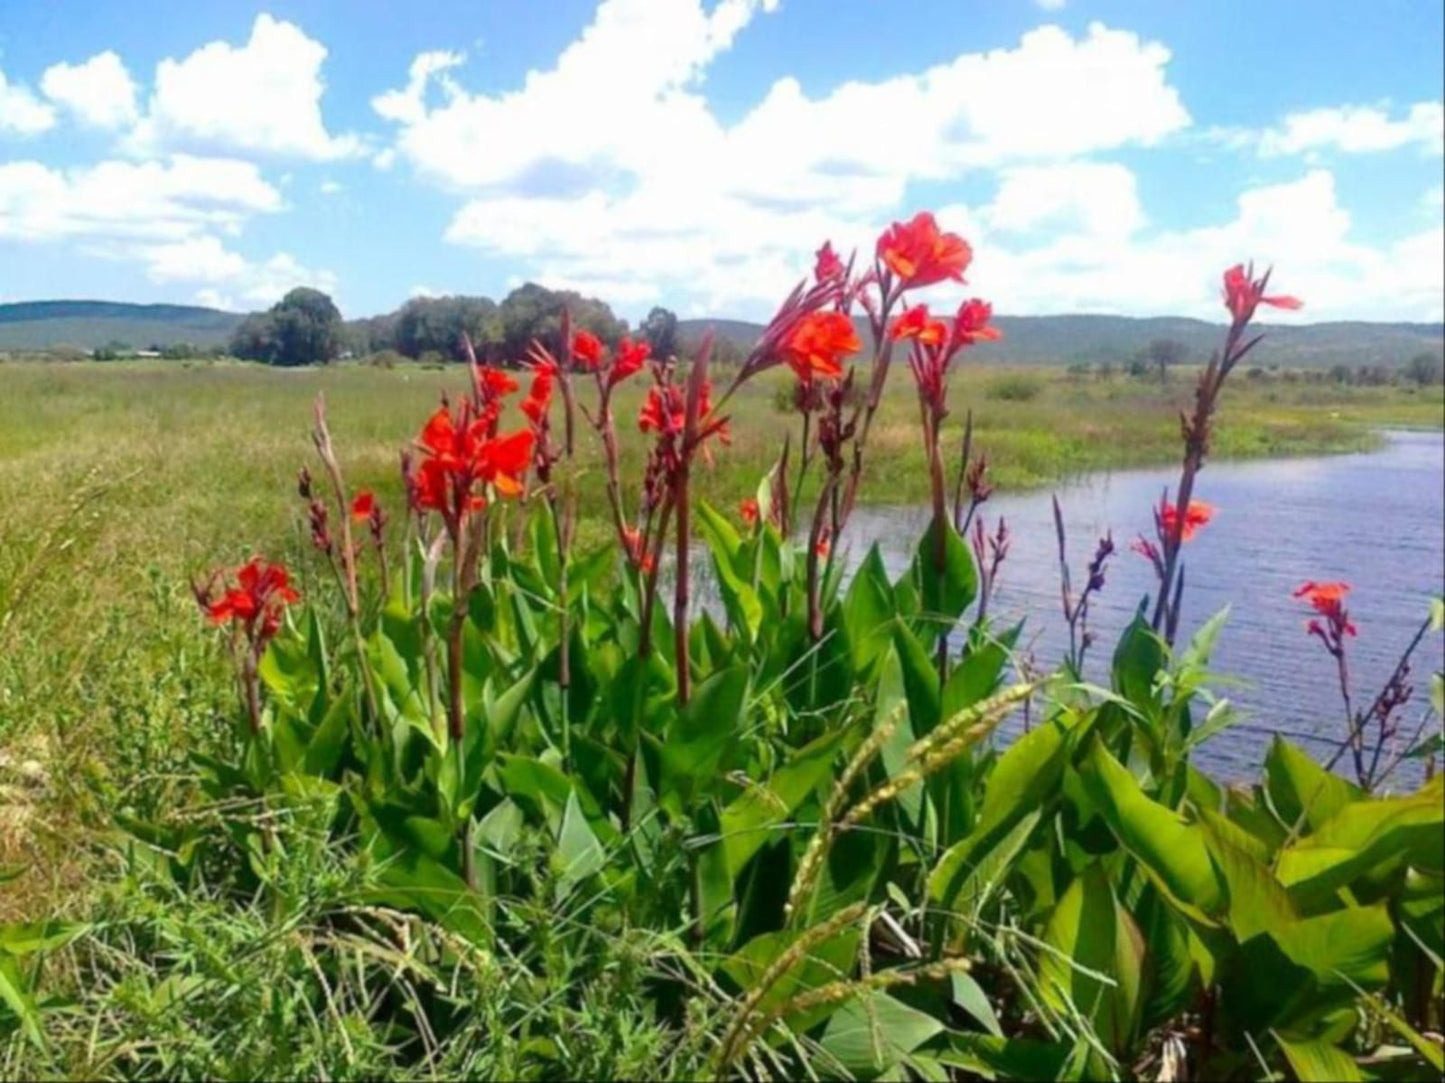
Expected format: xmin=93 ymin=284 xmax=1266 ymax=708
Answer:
xmin=1077 ymin=741 xmax=1224 ymax=919
xmin=720 ymin=726 xmax=848 ymax=877
xmin=1111 ymin=613 xmax=1165 ymax=709
xmin=661 ymin=665 xmax=749 ymax=809
xmin=0 ymin=920 xmax=88 ymax=957
xmin=555 ymin=790 xmax=605 ymax=892
xmin=1264 ymin=738 xmax=1361 ymax=835
xmin=843 ymin=545 xmax=897 ymax=677
xmin=891 ymin=621 xmax=940 ymax=736
xmin=817 ymin=991 xmax=943 ymax=1077
xmin=1274 ymin=1034 xmax=1362 ymax=1082
xmin=1040 ymin=865 xmax=1145 ymax=1055
xmin=951 ymin=971 xmax=1003 ymax=1037
xmin=905 ymin=514 xmax=977 ymax=642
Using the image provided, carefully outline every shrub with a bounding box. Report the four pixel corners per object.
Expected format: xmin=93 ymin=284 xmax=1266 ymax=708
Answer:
xmin=985 ymin=373 xmax=1043 ymax=401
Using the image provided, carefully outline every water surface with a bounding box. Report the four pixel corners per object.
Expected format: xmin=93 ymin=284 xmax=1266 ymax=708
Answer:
xmin=839 ymin=430 xmax=1444 ymax=782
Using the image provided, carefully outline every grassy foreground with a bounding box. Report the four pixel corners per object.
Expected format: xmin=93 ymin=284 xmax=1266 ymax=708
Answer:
xmin=0 ymin=357 xmax=1440 ymax=1078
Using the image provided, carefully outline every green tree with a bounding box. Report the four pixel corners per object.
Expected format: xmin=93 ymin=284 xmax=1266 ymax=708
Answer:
xmin=639 ymin=305 xmax=679 ymax=359
xmin=1144 ymin=337 xmax=1188 ymax=384
xmin=229 ymin=288 xmax=343 ymax=367
xmin=394 ymin=296 xmax=499 ymax=361
xmin=1403 ymin=351 xmax=1444 ymax=386
xmin=498 ymin=283 xmax=626 ymax=360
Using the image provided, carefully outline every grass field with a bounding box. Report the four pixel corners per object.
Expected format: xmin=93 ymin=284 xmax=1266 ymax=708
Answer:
xmin=0 ymin=356 xmax=1440 ymax=919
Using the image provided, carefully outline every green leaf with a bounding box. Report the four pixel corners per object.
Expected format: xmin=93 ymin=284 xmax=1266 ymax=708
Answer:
xmin=720 ymin=726 xmax=848 ymax=878
xmin=1040 ymin=865 xmax=1144 ymax=1055
xmin=302 ymin=689 xmax=353 ymax=777
xmin=891 ymin=621 xmax=940 ymax=736
xmin=0 ymin=954 xmax=43 ymax=1049
xmin=1111 ymin=613 xmax=1165 ymax=709
xmin=951 ymin=971 xmax=1003 ymax=1037
xmin=555 ymin=790 xmax=606 ymax=893
xmin=1264 ymin=738 xmax=1361 ymax=835
xmin=0 ymin=920 xmax=88 ymax=956
xmin=843 ymin=546 xmax=898 ymax=677
xmin=1274 ymin=1034 xmax=1362 ymax=1082
xmin=906 ymin=514 xmax=977 ymax=643
xmin=1076 ymin=741 xmax=1224 ymax=920
xmin=661 ymin=665 xmax=749 ymax=809
xmin=696 ymin=501 xmax=763 ymax=641
xmin=941 ymin=625 xmax=1019 ymax=724
xmin=817 ymin=991 xmax=944 ymax=1077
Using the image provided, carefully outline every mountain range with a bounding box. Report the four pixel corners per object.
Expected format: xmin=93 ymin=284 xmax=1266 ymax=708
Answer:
xmin=2 ymin=298 xmax=1440 ymax=369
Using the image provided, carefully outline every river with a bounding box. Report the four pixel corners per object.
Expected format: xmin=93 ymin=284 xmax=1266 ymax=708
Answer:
xmin=836 ymin=430 xmax=1445 ymax=784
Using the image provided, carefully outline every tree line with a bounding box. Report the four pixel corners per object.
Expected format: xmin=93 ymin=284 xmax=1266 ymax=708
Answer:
xmin=229 ymin=284 xmax=682 ymax=368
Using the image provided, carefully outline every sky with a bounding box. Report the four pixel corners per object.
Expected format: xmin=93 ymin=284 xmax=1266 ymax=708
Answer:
xmin=1 ymin=0 xmax=1441 ymax=324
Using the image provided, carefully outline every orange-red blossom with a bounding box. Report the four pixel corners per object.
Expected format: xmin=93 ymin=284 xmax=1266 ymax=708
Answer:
xmin=411 ymin=405 xmax=533 ymax=528
xmin=877 ymin=211 xmax=972 ymax=289
xmin=780 ymin=311 xmax=861 ymax=382
xmin=1223 ymin=263 xmax=1302 ymax=326
xmin=203 ymin=557 xmax=299 ymax=644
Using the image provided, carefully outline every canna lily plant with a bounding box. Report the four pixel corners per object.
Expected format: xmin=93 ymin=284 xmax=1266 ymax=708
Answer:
xmin=168 ymin=221 xmax=1442 ymax=1082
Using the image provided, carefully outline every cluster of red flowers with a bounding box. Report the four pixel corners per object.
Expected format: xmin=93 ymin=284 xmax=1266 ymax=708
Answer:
xmin=198 ymin=557 xmax=300 ymax=646
xmin=411 ymin=403 xmax=533 ymax=530
xmin=894 ymin=297 xmax=999 ymax=414
xmin=780 ymin=311 xmax=861 ymax=383
xmin=877 ymin=211 xmax=972 ymax=289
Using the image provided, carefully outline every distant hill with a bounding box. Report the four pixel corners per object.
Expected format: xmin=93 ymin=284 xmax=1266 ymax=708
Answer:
xmin=0 ymin=300 xmax=244 ymax=350
xmin=680 ymin=313 xmax=1445 ymax=369
xmin=3 ymin=298 xmax=1440 ymax=368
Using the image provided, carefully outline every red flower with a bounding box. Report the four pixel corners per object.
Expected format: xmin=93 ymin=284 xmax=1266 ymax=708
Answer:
xmin=521 ymin=369 xmax=554 ymax=428
xmin=639 ymin=385 xmax=684 ymax=435
xmin=204 ymin=557 xmax=299 ymax=643
xmin=1294 ymin=580 xmax=1357 ymax=643
xmin=876 ymin=212 xmax=972 ymax=288
xmin=781 ymin=311 xmax=861 ymax=382
xmin=1160 ymin=499 xmax=1214 ymax=542
xmin=890 ymin=304 xmax=947 ymax=347
xmin=952 ymin=299 xmax=1001 ymax=346
xmin=815 ymin=530 xmax=832 ymax=558
xmin=350 ymin=490 xmax=376 ymax=520
xmin=573 ymin=329 xmax=606 ymax=371
xmin=814 ymin=240 xmax=845 ymax=283
xmin=412 ymin=404 xmax=533 ymax=524
xmin=476 ymin=366 xmax=520 ymax=400
xmin=1223 ymin=263 xmax=1302 ymax=325
xmin=610 ymin=336 xmax=650 ymax=388
xmin=740 ymin=498 xmax=759 ymax=525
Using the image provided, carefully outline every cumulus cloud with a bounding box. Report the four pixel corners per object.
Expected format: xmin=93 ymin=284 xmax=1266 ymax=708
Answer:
xmin=944 ymin=168 xmax=1443 ymax=322
xmin=142 ymin=238 xmax=338 ymax=307
xmin=1216 ymin=101 xmax=1445 ymax=158
xmin=376 ymin=5 xmax=1191 ymax=314
xmin=0 ymin=155 xmax=280 ymax=242
xmin=127 ymin=14 xmax=361 ymax=160
xmin=40 ymin=51 xmax=138 ymax=129
xmin=0 ymin=68 xmax=56 ymax=135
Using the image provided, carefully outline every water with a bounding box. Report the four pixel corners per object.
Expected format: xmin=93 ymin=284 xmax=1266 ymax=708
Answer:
xmin=833 ymin=430 xmax=1445 ymax=783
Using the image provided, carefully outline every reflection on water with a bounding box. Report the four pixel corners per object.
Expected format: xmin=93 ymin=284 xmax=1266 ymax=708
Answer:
xmin=838 ymin=430 xmax=1445 ymax=782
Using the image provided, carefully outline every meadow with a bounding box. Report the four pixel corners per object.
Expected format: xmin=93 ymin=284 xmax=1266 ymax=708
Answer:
xmin=0 ymin=335 xmax=1441 ymax=1080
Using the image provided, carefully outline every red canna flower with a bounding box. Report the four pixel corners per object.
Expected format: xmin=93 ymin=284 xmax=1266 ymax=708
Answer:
xmin=573 ymin=329 xmax=606 ymax=371
xmin=610 ymin=336 xmax=650 ymax=388
xmin=476 ymin=365 xmax=520 ymax=400
xmin=202 ymin=557 xmax=299 ymax=644
xmin=350 ymin=490 xmax=376 ymax=520
xmin=1160 ymin=499 xmax=1214 ymax=542
xmin=1222 ymin=263 xmax=1302 ymax=326
xmin=876 ymin=212 xmax=972 ymax=289
xmin=740 ymin=497 xmax=759 ymax=526
xmin=639 ymin=385 xmax=684 ymax=435
xmin=411 ymin=403 xmax=533 ymax=528
xmin=780 ymin=311 xmax=861 ymax=382
xmin=814 ymin=240 xmax=845 ymax=283
xmin=1294 ymin=580 xmax=1357 ymax=650
xmin=521 ymin=368 xmax=554 ymax=428
xmin=951 ymin=299 xmax=1001 ymax=347
xmin=815 ymin=530 xmax=832 ymax=558
xmin=890 ymin=304 xmax=948 ymax=347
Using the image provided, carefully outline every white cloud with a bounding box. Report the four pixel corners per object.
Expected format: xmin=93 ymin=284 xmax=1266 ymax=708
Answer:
xmin=1221 ymin=101 xmax=1445 ymax=158
xmin=0 ymin=155 xmax=280 ymax=242
xmin=409 ymin=283 xmax=439 ymax=298
xmin=946 ymin=168 xmax=1443 ymax=323
xmin=0 ymin=68 xmax=56 ymax=135
xmin=143 ymin=240 xmax=338 ymax=307
xmin=984 ymin=161 xmax=1144 ymax=239
xmin=1035 ymin=0 xmax=1068 ymax=10
xmin=377 ymin=7 xmax=1190 ymax=314
xmin=40 ymin=51 xmax=138 ymax=130
xmin=319 ymin=179 xmax=343 ymax=194
xmin=128 ymin=14 xmax=361 ymax=160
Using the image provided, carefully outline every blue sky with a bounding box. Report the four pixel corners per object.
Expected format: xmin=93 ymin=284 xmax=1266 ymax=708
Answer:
xmin=1 ymin=0 xmax=1441 ymax=322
